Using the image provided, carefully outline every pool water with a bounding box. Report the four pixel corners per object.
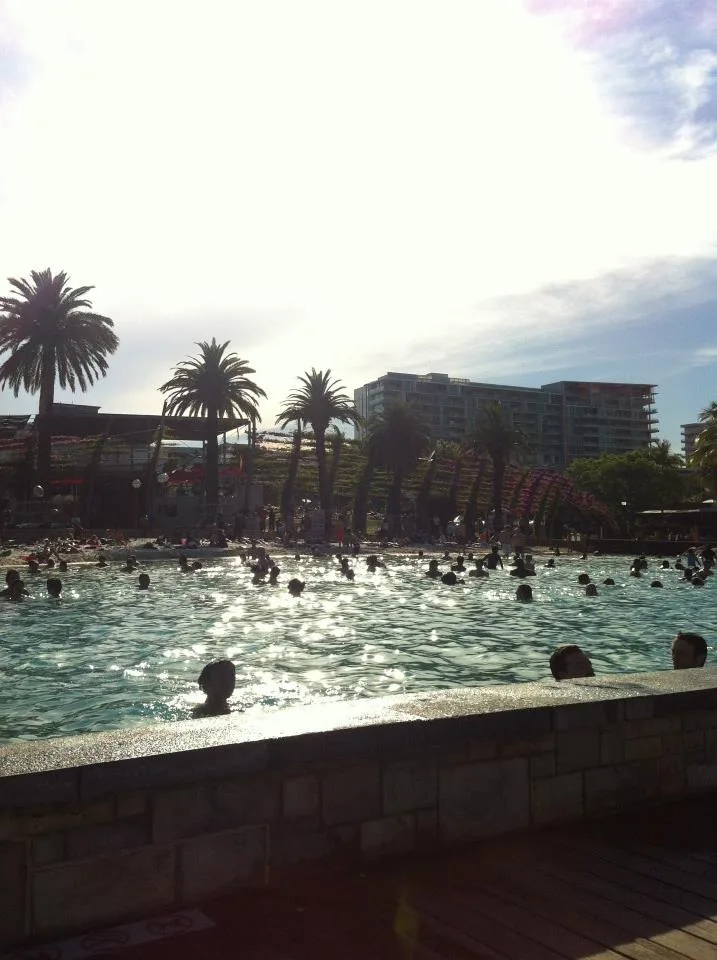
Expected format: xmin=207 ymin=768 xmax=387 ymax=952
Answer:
xmin=0 ymin=553 xmax=714 ymax=743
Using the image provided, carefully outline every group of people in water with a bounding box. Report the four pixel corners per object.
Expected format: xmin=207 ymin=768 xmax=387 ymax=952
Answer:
xmin=2 ymin=536 xmax=711 ymax=719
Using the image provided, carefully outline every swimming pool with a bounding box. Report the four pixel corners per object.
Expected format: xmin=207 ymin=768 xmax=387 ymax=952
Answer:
xmin=0 ymin=553 xmax=714 ymax=743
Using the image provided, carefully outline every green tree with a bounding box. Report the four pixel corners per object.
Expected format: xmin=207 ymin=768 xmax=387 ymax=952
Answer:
xmin=368 ymin=403 xmax=431 ymax=534
xmin=160 ymin=339 xmax=265 ymax=515
xmin=567 ymin=447 xmax=688 ymax=517
xmin=0 ymin=269 xmax=119 ymax=483
xmin=469 ymin=402 xmax=529 ymax=533
xmin=691 ymin=403 xmax=717 ymax=495
xmin=276 ymin=369 xmax=359 ymax=515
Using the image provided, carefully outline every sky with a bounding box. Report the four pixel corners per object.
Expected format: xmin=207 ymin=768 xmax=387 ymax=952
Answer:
xmin=0 ymin=0 xmax=715 ymax=449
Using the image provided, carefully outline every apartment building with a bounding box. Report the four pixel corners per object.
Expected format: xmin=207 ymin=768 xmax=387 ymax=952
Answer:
xmin=681 ymin=422 xmax=703 ymax=461
xmin=354 ymin=373 xmax=657 ymax=469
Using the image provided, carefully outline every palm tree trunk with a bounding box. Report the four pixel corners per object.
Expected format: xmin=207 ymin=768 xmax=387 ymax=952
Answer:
xmin=388 ymin=468 xmax=403 ymax=534
xmin=352 ymin=456 xmax=374 ymax=535
xmin=328 ymin=430 xmax=344 ymax=510
xmin=492 ymin=457 xmax=505 ymax=533
xmin=144 ymin=402 xmax=167 ymax=519
xmin=205 ymin=407 xmax=219 ymax=520
xmin=281 ymin=425 xmax=302 ymax=524
xmin=448 ymin=454 xmax=462 ymax=515
xmin=314 ymin=427 xmax=329 ymax=513
xmin=415 ymin=458 xmax=436 ymax=533
xmin=36 ymin=346 xmax=55 ymax=484
xmin=463 ymin=457 xmax=486 ymax=542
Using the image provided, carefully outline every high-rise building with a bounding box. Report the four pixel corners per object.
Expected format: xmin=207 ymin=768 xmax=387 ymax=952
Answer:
xmin=681 ymin=422 xmax=703 ymax=461
xmin=354 ymin=373 xmax=657 ymax=469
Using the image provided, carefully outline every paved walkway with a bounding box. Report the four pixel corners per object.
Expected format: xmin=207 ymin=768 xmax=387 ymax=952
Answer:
xmin=12 ymin=796 xmax=717 ymax=960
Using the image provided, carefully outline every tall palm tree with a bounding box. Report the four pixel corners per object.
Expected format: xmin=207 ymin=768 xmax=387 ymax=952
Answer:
xmin=277 ymin=369 xmax=359 ymax=515
xmin=159 ymin=339 xmax=265 ymax=516
xmin=0 ymin=269 xmax=119 ymax=483
xmin=369 ymin=403 xmax=431 ymax=534
xmin=469 ymin=402 xmax=529 ymax=534
xmin=281 ymin=424 xmax=303 ymax=524
xmin=692 ymin=404 xmax=717 ymax=496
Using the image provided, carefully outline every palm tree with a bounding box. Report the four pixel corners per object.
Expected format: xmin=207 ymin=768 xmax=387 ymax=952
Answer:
xmin=469 ymin=402 xmax=529 ymax=534
xmin=692 ymin=404 xmax=717 ymax=496
xmin=0 ymin=269 xmax=119 ymax=483
xmin=277 ymin=369 xmax=359 ymax=515
xmin=368 ymin=403 xmax=431 ymax=534
xmin=159 ymin=339 xmax=266 ymax=516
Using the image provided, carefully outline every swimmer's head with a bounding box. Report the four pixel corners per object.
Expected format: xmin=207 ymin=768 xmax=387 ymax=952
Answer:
xmin=585 ymin=583 xmax=598 ymax=596
xmin=515 ymin=583 xmax=533 ymax=603
xmin=650 ymin=580 xmax=663 ymax=588
xmin=288 ymin=578 xmax=305 ymax=597
xmin=550 ymin=644 xmax=595 ymax=681
xmin=197 ymin=659 xmax=236 ymax=707
xmin=577 ymin=573 xmax=590 ymax=585
xmin=5 ymin=568 xmax=20 ymax=586
xmin=138 ymin=573 xmax=150 ymax=590
xmin=672 ymin=632 xmax=707 ymax=670
xmin=441 ymin=571 xmax=458 ymax=585
xmin=603 ymin=577 xmax=615 ymax=586
xmin=46 ymin=577 xmax=62 ymax=597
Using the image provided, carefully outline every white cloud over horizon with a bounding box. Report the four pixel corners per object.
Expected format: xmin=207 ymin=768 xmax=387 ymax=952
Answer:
xmin=0 ymin=0 xmax=716 ymax=448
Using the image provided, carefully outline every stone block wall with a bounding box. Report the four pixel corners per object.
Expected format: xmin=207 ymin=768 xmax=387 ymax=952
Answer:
xmin=1 ymin=669 xmax=717 ymax=947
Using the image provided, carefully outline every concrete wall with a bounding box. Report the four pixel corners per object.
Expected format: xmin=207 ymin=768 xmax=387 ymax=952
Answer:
xmin=2 ymin=669 xmax=717 ymax=948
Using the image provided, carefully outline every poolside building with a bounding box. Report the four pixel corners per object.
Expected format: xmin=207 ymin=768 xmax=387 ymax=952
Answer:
xmin=354 ymin=373 xmax=657 ymax=469
xmin=681 ymin=422 xmax=703 ymax=462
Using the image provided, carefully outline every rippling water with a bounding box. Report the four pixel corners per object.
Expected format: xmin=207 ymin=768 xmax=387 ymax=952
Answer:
xmin=0 ymin=553 xmax=714 ymax=743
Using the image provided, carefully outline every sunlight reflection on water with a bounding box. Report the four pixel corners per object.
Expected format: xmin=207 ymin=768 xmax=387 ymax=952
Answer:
xmin=0 ymin=552 xmax=714 ymax=742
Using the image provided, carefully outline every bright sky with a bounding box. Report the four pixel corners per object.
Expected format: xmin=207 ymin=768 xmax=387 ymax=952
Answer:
xmin=0 ymin=0 xmax=715 ymax=447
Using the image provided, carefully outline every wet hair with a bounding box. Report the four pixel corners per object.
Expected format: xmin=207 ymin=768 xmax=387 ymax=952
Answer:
xmin=5 ymin=568 xmax=20 ymax=585
xmin=288 ymin=578 xmax=305 ymax=595
xmin=603 ymin=578 xmax=615 ymax=586
xmin=197 ymin=659 xmax=236 ymax=701
xmin=650 ymin=580 xmax=663 ymax=588
xmin=58 ymin=559 xmax=68 ymax=572
xmin=661 ymin=560 xmax=670 ymax=569
xmin=549 ymin=644 xmax=584 ymax=680
xmin=676 ymin=632 xmax=707 ymax=663
xmin=46 ymin=577 xmax=62 ymax=596
xmin=138 ymin=573 xmax=150 ymax=589
xmin=577 ymin=573 xmax=590 ymax=585
xmin=441 ymin=571 xmax=458 ymax=585
xmin=585 ymin=583 xmax=598 ymax=596
xmin=515 ymin=583 xmax=533 ymax=602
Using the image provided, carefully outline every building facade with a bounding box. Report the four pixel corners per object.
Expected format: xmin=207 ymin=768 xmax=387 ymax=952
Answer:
xmin=681 ymin=422 xmax=703 ymax=461
xmin=354 ymin=373 xmax=657 ymax=469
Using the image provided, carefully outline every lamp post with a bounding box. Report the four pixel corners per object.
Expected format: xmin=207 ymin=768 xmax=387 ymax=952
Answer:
xmin=131 ymin=478 xmax=142 ymax=530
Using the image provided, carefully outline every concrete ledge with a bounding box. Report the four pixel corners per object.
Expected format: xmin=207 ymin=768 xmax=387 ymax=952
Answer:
xmin=1 ymin=668 xmax=717 ymax=947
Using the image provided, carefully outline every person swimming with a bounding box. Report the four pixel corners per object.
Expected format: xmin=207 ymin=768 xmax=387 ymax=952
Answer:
xmin=585 ymin=583 xmax=598 ymax=596
xmin=288 ymin=578 xmax=305 ymax=597
xmin=577 ymin=573 xmax=591 ymax=585
xmin=425 ymin=559 xmax=441 ymax=579
xmin=509 ymin=557 xmax=535 ymax=578
xmin=193 ymin=659 xmax=236 ymax=717
xmin=515 ymin=583 xmax=533 ymax=602
xmin=484 ymin=545 xmax=503 ymax=570
xmin=46 ymin=577 xmax=62 ymax=599
xmin=468 ymin=559 xmax=488 ymax=578
xmin=441 ymin=571 xmax=463 ymax=585
xmin=138 ymin=573 xmax=150 ymax=590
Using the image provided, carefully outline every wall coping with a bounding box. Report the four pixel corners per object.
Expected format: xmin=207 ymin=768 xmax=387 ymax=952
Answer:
xmin=1 ymin=668 xmax=716 ymax=803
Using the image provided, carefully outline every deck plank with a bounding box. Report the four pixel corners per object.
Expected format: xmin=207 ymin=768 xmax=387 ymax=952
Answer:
xmin=559 ymin=836 xmax=717 ymax=902
xmin=480 ymin=859 xmax=715 ymax=960
xmin=530 ymin=844 xmax=717 ymax=946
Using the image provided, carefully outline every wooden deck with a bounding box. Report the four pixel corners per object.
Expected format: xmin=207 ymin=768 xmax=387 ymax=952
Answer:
xmin=19 ymin=796 xmax=717 ymax=960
